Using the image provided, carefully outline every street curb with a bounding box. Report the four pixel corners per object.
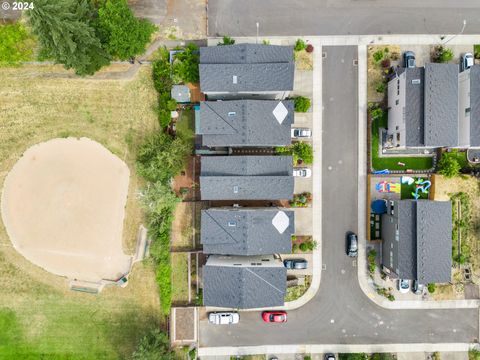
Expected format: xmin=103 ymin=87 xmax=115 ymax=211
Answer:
xmin=198 ymin=343 xmax=476 ymax=357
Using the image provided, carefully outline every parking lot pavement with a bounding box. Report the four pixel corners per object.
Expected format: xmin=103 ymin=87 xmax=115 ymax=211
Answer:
xmin=294 ymin=173 xmax=313 ymax=194
xmin=281 ymin=253 xmax=313 ymax=276
xmin=293 ymin=207 xmax=312 ymax=235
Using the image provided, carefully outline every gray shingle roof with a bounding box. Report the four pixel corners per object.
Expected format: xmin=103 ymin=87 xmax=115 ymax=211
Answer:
xmin=203 ymin=265 xmax=286 ymax=309
xmin=199 ymin=44 xmax=294 ymax=93
xmin=199 ymin=63 xmax=295 ymax=93
xmin=396 ymin=201 xmax=417 ymax=279
xmin=469 ymin=65 xmax=480 ymax=147
xmin=416 ymin=201 xmax=452 ymax=283
xmin=424 ymin=63 xmax=459 ymax=147
xmin=198 ymin=100 xmax=294 ymax=147
xmin=201 ymin=208 xmax=294 ymax=255
xmin=200 ymin=44 xmax=294 ymax=64
xmin=396 ymin=200 xmax=452 ymax=283
xmin=405 ymin=68 xmax=425 ymax=147
xmin=200 ymin=156 xmax=294 ymax=200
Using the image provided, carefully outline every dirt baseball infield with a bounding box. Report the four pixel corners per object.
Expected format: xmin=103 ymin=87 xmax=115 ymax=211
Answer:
xmin=1 ymin=137 xmax=132 ymax=282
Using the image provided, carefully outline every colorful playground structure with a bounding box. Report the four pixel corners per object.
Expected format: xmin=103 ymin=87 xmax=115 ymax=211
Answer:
xmin=401 ymin=176 xmax=431 ymax=200
xmin=375 ymin=181 xmax=400 ymax=193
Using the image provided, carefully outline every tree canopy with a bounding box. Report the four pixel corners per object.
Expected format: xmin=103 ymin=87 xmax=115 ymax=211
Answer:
xmin=96 ymin=0 xmax=156 ymax=60
xmin=28 ymin=0 xmax=110 ymax=75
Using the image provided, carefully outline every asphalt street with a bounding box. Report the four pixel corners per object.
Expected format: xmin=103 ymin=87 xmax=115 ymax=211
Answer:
xmin=198 ymin=46 xmax=479 ymax=348
xmin=207 ymin=0 xmax=480 ymax=36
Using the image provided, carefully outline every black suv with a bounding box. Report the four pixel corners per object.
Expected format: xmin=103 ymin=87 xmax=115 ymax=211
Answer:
xmin=346 ymin=232 xmax=358 ymax=257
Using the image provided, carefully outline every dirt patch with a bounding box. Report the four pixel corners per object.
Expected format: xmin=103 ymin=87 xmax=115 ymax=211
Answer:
xmin=1 ymin=138 xmax=132 ymax=282
xmin=173 ymin=307 xmax=195 ymax=341
xmin=172 ymin=203 xmax=194 ymax=249
xmin=295 ymin=50 xmax=313 ymax=71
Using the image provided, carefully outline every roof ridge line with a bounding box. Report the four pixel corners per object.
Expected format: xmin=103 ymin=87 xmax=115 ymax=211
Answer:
xmin=203 ymin=101 xmax=238 ymax=133
xmin=244 ymin=267 xmax=284 ymax=295
xmin=204 ymin=210 xmax=240 ymax=245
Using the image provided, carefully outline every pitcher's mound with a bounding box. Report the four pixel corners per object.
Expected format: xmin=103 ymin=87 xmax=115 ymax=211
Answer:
xmin=1 ymin=137 xmax=132 ymax=282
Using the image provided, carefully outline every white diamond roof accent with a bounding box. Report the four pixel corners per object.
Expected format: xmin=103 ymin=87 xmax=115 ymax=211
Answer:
xmin=272 ymin=211 xmax=290 ymax=234
xmin=272 ymin=101 xmax=288 ymax=124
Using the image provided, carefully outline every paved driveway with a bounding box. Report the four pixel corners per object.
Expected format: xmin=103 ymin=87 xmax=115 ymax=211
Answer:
xmin=293 ymin=207 xmax=312 ymax=235
xmin=294 ymin=174 xmax=313 ymax=195
xmin=198 ymin=46 xmax=479 ymax=349
xmin=207 ymin=0 xmax=480 ymax=36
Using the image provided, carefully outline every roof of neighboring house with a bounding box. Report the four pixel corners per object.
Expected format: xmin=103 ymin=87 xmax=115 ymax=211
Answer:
xmin=404 ymin=68 xmax=425 ymax=147
xmin=469 ymin=65 xmax=480 ymax=147
xmin=415 ymin=201 xmax=452 ymax=284
xmin=201 ymin=208 xmax=294 ymax=255
xmin=200 ymin=156 xmax=294 ymax=200
xmin=423 ymin=63 xmax=459 ymax=147
xmin=396 ymin=201 xmax=417 ymax=279
xmin=199 ymin=44 xmax=294 ymax=93
xmin=203 ymin=264 xmax=286 ymax=309
xmin=197 ymin=100 xmax=294 ymax=147
xmin=171 ymin=85 xmax=191 ymax=103
xmin=396 ymin=200 xmax=452 ymax=283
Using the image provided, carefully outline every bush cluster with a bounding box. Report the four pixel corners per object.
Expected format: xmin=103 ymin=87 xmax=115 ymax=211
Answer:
xmin=438 ymin=152 xmax=461 ymax=178
xmin=294 ymin=38 xmax=307 ymax=52
xmin=433 ymin=45 xmax=454 ymax=63
xmin=0 ymin=23 xmax=35 ymax=66
xmin=294 ymin=96 xmax=311 ymax=112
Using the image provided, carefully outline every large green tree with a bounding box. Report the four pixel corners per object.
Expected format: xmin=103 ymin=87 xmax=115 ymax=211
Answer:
xmin=0 ymin=23 xmax=35 ymax=66
xmin=438 ymin=152 xmax=461 ymax=178
xmin=131 ymin=329 xmax=176 ymax=360
xmin=28 ymin=0 xmax=110 ymax=75
xmin=96 ymin=0 xmax=156 ymax=60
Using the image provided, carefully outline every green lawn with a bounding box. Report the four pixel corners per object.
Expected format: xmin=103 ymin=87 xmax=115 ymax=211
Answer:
xmin=171 ymin=253 xmax=189 ymax=304
xmin=176 ymin=108 xmax=195 ymax=145
xmin=371 ymin=111 xmax=434 ymax=171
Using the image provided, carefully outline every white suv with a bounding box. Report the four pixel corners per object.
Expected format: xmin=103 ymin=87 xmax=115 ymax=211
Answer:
xmin=208 ymin=312 xmax=240 ymax=325
xmin=293 ymin=168 xmax=312 ymax=178
xmin=291 ymin=128 xmax=312 ymax=138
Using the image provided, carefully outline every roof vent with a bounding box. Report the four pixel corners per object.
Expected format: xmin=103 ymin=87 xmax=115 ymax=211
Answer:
xmin=233 ymin=75 xmax=238 ymax=84
xmin=412 ymin=79 xmax=421 ymax=85
xmin=228 ymin=221 xmax=237 ymax=227
xmin=272 ymin=102 xmax=289 ymax=124
xmin=233 ymin=185 xmax=239 ymax=193
xmin=228 ymin=111 xmax=236 ymax=117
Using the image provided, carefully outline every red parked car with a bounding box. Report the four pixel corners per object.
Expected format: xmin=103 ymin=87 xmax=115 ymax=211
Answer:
xmin=262 ymin=311 xmax=287 ymax=323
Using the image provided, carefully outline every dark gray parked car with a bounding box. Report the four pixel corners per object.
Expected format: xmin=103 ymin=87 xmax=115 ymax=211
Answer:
xmin=283 ymin=259 xmax=308 ymax=270
xmin=346 ymin=232 xmax=358 ymax=257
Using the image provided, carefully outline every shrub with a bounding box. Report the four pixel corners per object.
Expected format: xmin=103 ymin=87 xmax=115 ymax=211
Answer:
xmin=433 ymin=45 xmax=454 ymax=63
xmin=305 ymin=44 xmax=314 ymax=53
xmin=172 ymin=43 xmax=200 ymax=83
xmin=427 ymin=283 xmax=436 ymax=293
xmin=387 ymin=294 xmax=395 ymax=301
xmin=454 ymin=253 xmax=467 ymax=264
xmin=262 ymin=39 xmax=270 ymax=45
xmin=152 ymin=49 xmax=173 ymax=93
xmin=469 ymin=348 xmax=480 ymax=360
xmin=294 ymin=38 xmax=307 ymax=52
xmin=292 ymin=243 xmax=299 ymax=252
xmin=294 ymin=96 xmax=311 ymax=112
xmin=189 ymin=348 xmax=197 ymax=359
xmin=475 ymin=45 xmax=480 ymax=60
xmin=375 ymin=82 xmax=386 ymax=93
xmin=132 ymin=329 xmax=174 ymax=360
xmin=0 ymin=23 xmax=35 ymax=66
xmin=299 ymin=242 xmax=308 ymax=252
xmin=96 ymin=0 xmax=156 ymax=60
xmin=438 ymin=152 xmax=461 ymax=178
xmin=304 ymin=356 xmax=311 ymax=360
xmin=291 ymin=235 xmax=297 ymax=241
xmin=218 ymin=36 xmax=235 ymax=45
xmin=370 ymin=107 xmax=384 ymax=121
xmin=381 ymin=58 xmax=391 ymax=68
xmin=293 ymin=142 xmax=313 ymax=164
xmin=338 ymin=354 xmax=368 ymax=360
xmin=372 ymin=50 xmax=384 ymax=63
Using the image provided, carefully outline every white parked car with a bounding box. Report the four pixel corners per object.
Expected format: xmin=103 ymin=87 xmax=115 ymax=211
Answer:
xmin=291 ymin=128 xmax=312 ymax=138
xmin=293 ymin=168 xmax=312 ymax=178
xmin=398 ymin=279 xmax=410 ymax=294
xmin=208 ymin=312 xmax=240 ymax=325
xmin=461 ymin=53 xmax=474 ymax=72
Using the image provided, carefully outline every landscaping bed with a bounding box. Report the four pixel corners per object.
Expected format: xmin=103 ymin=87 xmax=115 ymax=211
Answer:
xmin=285 ymin=275 xmax=311 ymax=302
xmin=171 ymin=253 xmax=190 ymax=304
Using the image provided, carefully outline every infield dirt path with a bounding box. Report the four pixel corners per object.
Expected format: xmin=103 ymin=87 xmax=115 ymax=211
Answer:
xmin=1 ymin=137 xmax=132 ymax=282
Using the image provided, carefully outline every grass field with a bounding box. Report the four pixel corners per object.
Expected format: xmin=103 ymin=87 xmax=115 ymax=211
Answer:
xmin=171 ymin=253 xmax=189 ymax=304
xmin=0 ymin=65 xmax=162 ymax=359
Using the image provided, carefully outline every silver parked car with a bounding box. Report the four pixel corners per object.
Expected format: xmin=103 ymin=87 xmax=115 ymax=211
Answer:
xmin=461 ymin=53 xmax=474 ymax=72
xmin=412 ymin=280 xmax=425 ymax=295
xmin=293 ymin=168 xmax=312 ymax=178
xmin=208 ymin=312 xmax=240 ymax=325
xmin=291 ymin=128 xmax=312 ymax=138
